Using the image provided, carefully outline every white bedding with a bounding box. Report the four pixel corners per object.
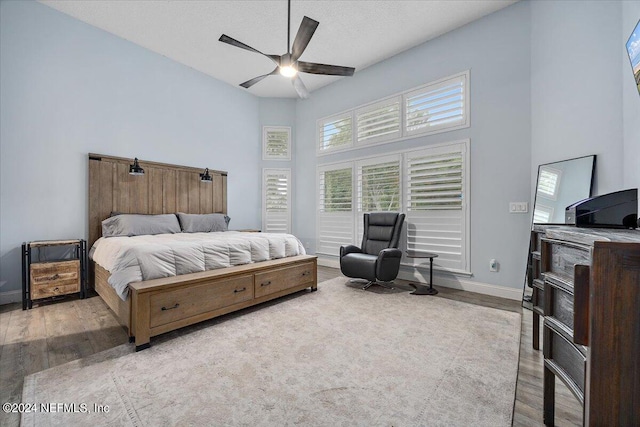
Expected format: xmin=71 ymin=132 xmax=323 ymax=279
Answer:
xmin=91 ymin=232 xmax=306 ymax=301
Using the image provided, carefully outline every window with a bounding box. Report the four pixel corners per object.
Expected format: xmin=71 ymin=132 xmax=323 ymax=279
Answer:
xmin=317 ymin=112 xmax=353 ymax=154
xmin=356 ymin=156 xmax=401 ymax=243
xmin=316 ymin=141 xmax=469 ymax=274
xmin=355 ymin=97 xmax=401 ymax=145
xmin=317 ymin=164 xmax=354 ymax=255
xmin=263 ymin=126 xmax=291 ymax=160
xmin=262 ymin=169 xmax=291 ymax=233
xmin=405 ymin=141 xmax=469 ymax=272
xmin=404 ymin=72 xmax=468 ymax=136
xmin=316 ymin=71 xmax=470 ymax=155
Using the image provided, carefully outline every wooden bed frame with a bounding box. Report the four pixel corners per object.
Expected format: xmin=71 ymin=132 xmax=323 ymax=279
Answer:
xmin=88 ymin=154 xmax=317 ymax=350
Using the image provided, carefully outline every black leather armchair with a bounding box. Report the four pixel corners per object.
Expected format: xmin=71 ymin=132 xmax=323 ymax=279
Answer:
xmin=340 ymin=212 xmax=406 ymax=290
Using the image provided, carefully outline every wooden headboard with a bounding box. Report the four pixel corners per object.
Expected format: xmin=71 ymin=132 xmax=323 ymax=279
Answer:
xmin=88 ymin=153 xmax=227 ymax=248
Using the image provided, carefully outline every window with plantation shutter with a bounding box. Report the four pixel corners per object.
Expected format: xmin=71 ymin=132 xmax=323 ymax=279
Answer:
xmin=263 ymin=126 xmax=291 ymax=160
xmin=317 ymin=164 xmax=354 ymax=256
xmin=404 ymin=72 xmax=469 ymax=137
xmin=262 ymin=169 xmax=291 ymax=233
xmin=355 ymin=156 xmax=401 ymax=243
xmin=404 ymin=141 xmax=469 ymax=272
xmin=317 ymin=112 xmax=353 ymax=154
xmin=355 ymin=97 xmax=401 ymax=145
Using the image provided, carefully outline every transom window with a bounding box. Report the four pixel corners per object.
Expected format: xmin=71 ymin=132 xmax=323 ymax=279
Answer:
xmin=316 ymin=71 xmax=469 ymax=155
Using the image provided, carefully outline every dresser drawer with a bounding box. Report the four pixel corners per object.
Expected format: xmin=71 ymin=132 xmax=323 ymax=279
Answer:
xmin=532 ymin=279 xmax=545 ymax=313
xmin=544 ymin=277 xmax=575 ymax=333
xmin=544 ymin=322 xmax=586 ymax=396
xmin=542 ymin=239 xmax=590 ymax=283
xmin=254 ymin=262 xmax=315 ymax=298
xmin=30 ymin=260 xmax=80 ymax=299
xmin=149 ymin=274 xmax=254 ymax=328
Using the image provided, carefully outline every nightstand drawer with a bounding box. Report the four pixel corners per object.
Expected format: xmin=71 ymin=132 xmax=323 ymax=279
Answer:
xmin=30 ymin=260 xmax=80 ymax=299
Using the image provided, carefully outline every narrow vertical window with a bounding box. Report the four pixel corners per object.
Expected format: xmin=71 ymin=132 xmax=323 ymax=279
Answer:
xmin=263 ymin=169 xmax=291 ymax=233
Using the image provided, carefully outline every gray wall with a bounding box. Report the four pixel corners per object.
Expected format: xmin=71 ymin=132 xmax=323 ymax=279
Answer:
xmin=294 ymin=1 xmax=533 ymax=290
xmin=623 ymin=1 xmax=640 ymax=200
xmin=531 ymin=0 xmax=625 ymax=196
xmin=0 ymin=1 xmax=262 ymax=297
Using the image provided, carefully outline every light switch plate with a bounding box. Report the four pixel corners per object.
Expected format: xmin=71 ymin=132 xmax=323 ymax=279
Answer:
xmin=509 ymin=202 xmax=528 ymax=213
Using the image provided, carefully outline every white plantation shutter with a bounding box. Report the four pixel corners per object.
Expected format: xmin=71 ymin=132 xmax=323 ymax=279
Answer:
xmin=317 ymin=164 xmax=354 ymax=255
xmin=355 ymin=156 xmax=401 ymax=243
xmin=262 ymin=169 xmax=291 ymax=233
xmin=355 ymin=97 xmax=401 ymax=145
xmin=404 ymin=72 xmax=468 ymax=136
xmin=405 ymin=142 xmax=469 ymax=272
xmin=317 ymin=112 xmax=353 ymax=154
xmin=263 ymin=127 xmax=291 ymax=160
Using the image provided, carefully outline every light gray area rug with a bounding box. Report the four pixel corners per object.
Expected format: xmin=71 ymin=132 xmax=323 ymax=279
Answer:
xmin=23 ymin=278 xmax=521 ymax=426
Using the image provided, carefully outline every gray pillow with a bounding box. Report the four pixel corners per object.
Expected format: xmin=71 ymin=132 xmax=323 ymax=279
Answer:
xmin=177 ymin=213 xmax=230 ymax=233
xmin=102 ymin=214 xmax=181 ymax=238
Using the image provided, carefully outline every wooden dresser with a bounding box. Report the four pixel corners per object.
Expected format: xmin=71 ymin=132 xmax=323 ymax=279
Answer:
xmin=539 ymin=226 xmax=640 ymax=426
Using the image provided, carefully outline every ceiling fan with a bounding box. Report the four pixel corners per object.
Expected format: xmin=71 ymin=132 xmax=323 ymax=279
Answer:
xmin=218 ymin=0 xmax=355 ymax=98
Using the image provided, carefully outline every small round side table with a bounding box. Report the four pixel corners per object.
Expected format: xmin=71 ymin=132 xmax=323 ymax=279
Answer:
xmin=405 ymin=251 xmax=438 ymax=295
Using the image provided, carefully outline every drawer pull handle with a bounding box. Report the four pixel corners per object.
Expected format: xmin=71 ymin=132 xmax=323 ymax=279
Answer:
xmin=261 ymin=281 xmax=272 ymax=287
xmin=48 ymin=274 xmax=60 ymax=281
xmin=53 ymin=287 xmax=59 ymax=292
xmin=302 ymin=271 xmax=310 ymax=276
xmin=234 ymin=287 xmax=247 ymax=293
xmin=161 ymin=303 xmax=180 ymax=311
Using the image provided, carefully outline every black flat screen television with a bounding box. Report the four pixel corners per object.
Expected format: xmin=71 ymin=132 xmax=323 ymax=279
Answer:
xmin=627 ymin=19 xmax=640 ymax=96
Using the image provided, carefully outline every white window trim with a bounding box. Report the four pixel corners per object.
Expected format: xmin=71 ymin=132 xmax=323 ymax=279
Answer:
xmin=316 ymin=139 xmax=471 ymax=275
xmin=262 ymin=168 xmax=291 ymax=233
xmin=262 ymin=126 xmax=291 ymax=161
xmin=316 ymin=71 xmax=470 ymax=157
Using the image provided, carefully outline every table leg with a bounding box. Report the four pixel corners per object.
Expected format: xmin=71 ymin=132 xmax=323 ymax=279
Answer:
xmin=410 ymin=257 xmax=438 ymax=295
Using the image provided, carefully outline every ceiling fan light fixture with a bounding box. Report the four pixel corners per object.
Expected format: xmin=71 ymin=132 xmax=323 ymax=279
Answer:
xmin=279 ymin=65 xmax=297 ymax=78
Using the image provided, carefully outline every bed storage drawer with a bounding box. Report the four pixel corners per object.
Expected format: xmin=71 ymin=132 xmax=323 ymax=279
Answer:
xmin=149 ymin=274 xmax=254 ymax=328
xmin=254 ymin=262 xmax=315 ymax=298
xmin=30 ymin=260 xmax=81 ymax=299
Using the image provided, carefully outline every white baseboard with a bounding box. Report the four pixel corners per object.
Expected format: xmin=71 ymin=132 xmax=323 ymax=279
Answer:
xmin=317 ymin=256 xmax=523 ymax=301
xmin=0 ymin=290 xmax=22 ymax=305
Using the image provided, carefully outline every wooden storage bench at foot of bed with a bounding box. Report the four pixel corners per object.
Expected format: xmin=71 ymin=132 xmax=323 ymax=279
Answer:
xmin=126 ymin=255 xmax=317 ymax=350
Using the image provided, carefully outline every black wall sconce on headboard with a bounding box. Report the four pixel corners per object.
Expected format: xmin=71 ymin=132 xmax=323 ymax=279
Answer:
xmin=129 ymin=158 xmax=145 ymax=176
xmin=200 ymin=168 xmax=213 ymax=183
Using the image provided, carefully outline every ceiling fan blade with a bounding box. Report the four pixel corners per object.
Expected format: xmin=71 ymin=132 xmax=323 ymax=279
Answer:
xmin=219 ymin=34 xmax=281 ymax=65
xmin=297 ymin=61 xmax=355 ymax=76
xmin=291 ymin=17 xmax=319 ymax=61
xmin=292 ymin=75 xmax=309 ymax=99
xmin=240 ymin=67 xmax=280 ymax=89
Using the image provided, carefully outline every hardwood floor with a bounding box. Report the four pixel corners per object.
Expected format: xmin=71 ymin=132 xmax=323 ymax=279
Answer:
xmin=0 ymin=266 xmax=582 ymax=426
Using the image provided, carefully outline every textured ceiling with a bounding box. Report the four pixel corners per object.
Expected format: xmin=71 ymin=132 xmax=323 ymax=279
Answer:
xmin=39 ymin=0 xmax=517 ymax=98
